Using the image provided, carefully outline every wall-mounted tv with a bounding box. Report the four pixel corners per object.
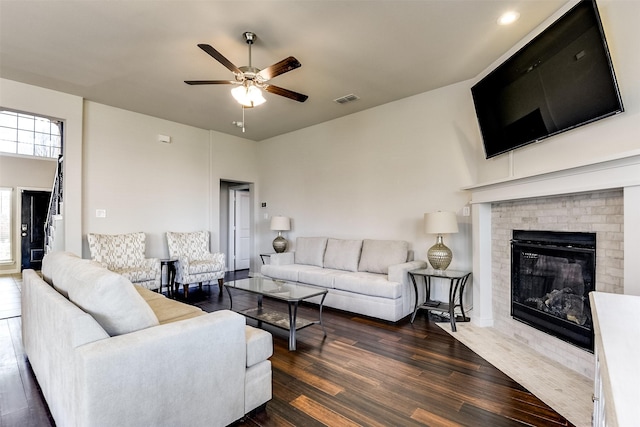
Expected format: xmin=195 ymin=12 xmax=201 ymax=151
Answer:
xmin=471 ymin=0 xmax=624 ymax=159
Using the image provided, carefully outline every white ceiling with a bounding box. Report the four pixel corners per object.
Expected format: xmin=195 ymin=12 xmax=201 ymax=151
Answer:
xmin=0 ymin=0 xmax=568 ymax=141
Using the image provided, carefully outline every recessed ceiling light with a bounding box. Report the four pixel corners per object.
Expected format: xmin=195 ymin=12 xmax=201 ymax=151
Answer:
xmin=498 ymin=11 xmax=520 ymax=25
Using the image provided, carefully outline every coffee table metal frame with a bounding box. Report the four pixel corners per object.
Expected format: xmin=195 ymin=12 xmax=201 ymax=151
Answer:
xmin=224 ymin=277 xmax=328 ymax=351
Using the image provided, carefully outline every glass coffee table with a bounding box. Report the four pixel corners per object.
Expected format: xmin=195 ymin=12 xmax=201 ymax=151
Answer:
xmin=224 ymin=276 xmax=328 ymax=351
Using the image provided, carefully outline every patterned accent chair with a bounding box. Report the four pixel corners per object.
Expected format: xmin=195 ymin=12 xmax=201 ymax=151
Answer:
xmin=166 ymin=231 xmax=226 ymax=298
xmin=87 ymin=232 xmax=161 ymax=291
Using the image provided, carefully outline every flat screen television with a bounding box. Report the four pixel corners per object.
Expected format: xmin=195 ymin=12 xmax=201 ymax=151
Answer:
xmin=471 ymin=0 xmax=624 ymax=159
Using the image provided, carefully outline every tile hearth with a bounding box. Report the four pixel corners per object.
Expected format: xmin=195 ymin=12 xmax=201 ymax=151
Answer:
xmin=439 ymin=322 xmax=592 ymax=427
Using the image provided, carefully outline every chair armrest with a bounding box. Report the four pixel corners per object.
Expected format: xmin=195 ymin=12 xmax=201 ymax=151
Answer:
xmin=75 ymin=311 xmax=247 ymax=425
xmin=173 ymin=255 xmax=191 ymax=279
xmin=142 ymin=257 xmax=161 ymax=272
xmin=269 ymin=252 xmax=295 ymax=266
xmin=203 ymin=252 xmax=226 ymax=268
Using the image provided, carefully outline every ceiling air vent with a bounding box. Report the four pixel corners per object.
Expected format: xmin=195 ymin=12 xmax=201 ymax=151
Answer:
xmin=333 ymin=94 xmax=360 ymax=105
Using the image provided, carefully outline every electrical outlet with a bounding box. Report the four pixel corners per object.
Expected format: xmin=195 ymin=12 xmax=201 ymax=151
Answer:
xmin=96 ymin=209 xmax=106 ymax=218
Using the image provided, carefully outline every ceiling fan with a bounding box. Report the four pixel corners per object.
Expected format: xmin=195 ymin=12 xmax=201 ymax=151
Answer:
xmin=185 ymin=31 xmax=308 ymax=108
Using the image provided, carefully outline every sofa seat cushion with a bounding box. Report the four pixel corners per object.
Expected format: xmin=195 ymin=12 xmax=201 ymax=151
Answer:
xmin=135 ymin=286 xmax=204 ymax=324
xmin=245 ymin=326 xmax=273 ymax=368
xmin=333 ymin=272 xmax=402 ymax=299
xmin=358 ymin=239 xmax=409 ymax=274
xmin=323 ymin=239 xmax=363 ymax=272
xmin=261 ymin=263 xmax=319 ymax=283
xmin=146 ymin=298 xmax=204 ymax=324
xmin=65 ymin=258 xmax=160 ymax=336
xmin=187 ymin=259 xmax=220 ymax=275
xmin=298 ymin=268 xmax=344 ymax=289
xmin=294 ymin=237 xmax=327 ymax=267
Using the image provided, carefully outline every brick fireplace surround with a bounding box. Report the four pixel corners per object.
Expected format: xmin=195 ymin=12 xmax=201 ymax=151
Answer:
xmin=467 ymin=151 xmax=640 ymax=378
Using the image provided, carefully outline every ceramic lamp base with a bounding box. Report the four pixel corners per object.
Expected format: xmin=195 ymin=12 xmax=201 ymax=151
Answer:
xmin=272 ymin=234 xmax=288 ymax=253
xmin=427 ymin=235 xmax=452 ymax=270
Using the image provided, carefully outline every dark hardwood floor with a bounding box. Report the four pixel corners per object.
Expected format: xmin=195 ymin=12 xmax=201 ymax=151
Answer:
xmin=1 ymin=271 xmax=575 ymax=427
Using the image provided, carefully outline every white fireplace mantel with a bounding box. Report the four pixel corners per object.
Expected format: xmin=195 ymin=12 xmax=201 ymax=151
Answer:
xmin=467 ymin=149 xmax=640 ymax=327
xmin=465 ymin=149 xmax=640 ymax=203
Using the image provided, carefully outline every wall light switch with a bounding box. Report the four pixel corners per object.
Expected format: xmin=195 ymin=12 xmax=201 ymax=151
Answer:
xmin=96 ymin=209 xmax=107 ymax=218
xmin=462 ymin=206 xmax=471 ymax=217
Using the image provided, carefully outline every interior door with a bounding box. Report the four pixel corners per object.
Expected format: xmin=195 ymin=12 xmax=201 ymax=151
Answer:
xmin=234 ymin=190 xmax=251 ymax=270
xmin=21 ymin=190 xmax=51 ymax=270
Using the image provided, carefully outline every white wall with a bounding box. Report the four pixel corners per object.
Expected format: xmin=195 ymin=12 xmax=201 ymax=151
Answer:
xmin=82 ymin=102 xmax=258 ymax=260
xmin=257 ymin=81 xmax=478 ymax=275
xmin=0 ymin=78 xmax=84 ymax=261
xmin=210 ymin=130 xmax=260 ymax=269
xmin=472 ymin=0 xmax=640 ymax=183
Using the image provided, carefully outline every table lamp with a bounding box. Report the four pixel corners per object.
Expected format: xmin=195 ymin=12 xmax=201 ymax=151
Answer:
xmin=270 ymin=216 xmax=291 ymax=253
xmin=424 ymin=211 xmax=459 ymax=270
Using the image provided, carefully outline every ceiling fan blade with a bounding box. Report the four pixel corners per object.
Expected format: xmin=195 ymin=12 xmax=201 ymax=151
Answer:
xmin=198 ymin=44 xmax=241 ymax=74
xmin=264 ymin=85 xmax=308 ymax=102
xmin=257 ymin=57 xmax=301 ymax=81
xmin=184 ymin=80 xmax=236 ymax=85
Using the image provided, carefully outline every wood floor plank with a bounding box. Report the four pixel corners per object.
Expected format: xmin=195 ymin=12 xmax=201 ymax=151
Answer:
xmin=290 ymin=395 xmax=362 ymax=427
xmin=411 ymin=407 xmax=466 ymax=427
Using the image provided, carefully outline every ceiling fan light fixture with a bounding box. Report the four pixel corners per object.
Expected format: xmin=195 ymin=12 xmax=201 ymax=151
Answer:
xmin=231 ymin=84 xmax=266 ymax=107
xmin=498 ymin=11 xmax=520 ymax=25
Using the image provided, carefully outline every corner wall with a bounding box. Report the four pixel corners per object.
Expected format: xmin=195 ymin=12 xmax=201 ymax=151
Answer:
xmin=257 ymin=81 xmax=479 ymax=292
xmin=0 ymin=78 xmax=83 ymax=261
xmin=82 ymin=102 xmax=259 ymax=261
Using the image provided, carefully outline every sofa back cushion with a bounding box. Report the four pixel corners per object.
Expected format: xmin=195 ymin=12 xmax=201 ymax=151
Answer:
xmin=294 ymin=237 xmax=327 ymax=267
xmin=66 ymin=262 xmax=159 ymax=336
xmin=323 ymin=239 xmax=363 ymax=272
xmin=42 ymin=251 xmax=85 ymax=297
xmin=358 ymin=239 xmax=409 ymax=274
xmin=87 ymin=232 xmax=146 ymax=269
xmin=42 ymin=251 xmax=159 ymax=335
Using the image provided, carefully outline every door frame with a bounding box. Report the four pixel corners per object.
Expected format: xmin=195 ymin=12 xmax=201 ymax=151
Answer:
xmin=220 ymin=180 xmax=255 ymax=273
xmin=228 ymin=185 xmax=251 ymax=272
xmin=16 ymin=186 xmax=51 ymax=273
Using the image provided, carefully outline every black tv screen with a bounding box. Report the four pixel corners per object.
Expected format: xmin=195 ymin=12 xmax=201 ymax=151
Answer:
xmin=472 ymin=0 xmax=624 ymax=159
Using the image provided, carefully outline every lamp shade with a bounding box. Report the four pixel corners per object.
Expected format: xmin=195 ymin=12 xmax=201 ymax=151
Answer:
xmin=270 ymin=216 xmax=291 ymax=231
xmin=424 ymin=211 xmax=458 ymax=234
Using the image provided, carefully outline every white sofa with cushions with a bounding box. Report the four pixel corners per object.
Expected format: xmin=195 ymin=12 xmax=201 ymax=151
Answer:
xmin=260 ymin=237 xmax=427 ymax=322
xmin=22 ymin=251 xmax=272 ymax=427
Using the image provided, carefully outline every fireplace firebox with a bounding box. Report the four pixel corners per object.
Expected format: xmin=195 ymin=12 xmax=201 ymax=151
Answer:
xmin=511 ymin=230 xmax=595 ymax=351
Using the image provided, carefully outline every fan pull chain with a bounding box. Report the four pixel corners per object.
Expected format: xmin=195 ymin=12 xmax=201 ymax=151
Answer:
xmin=242 ymin=105 xmax=246 ymax=133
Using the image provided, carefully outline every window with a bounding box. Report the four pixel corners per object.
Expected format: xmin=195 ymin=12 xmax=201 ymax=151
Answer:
xmin=0 ymin=110 xmax=62 ymax=159
xmin=0 ymin=188 xmax=12 ymax=263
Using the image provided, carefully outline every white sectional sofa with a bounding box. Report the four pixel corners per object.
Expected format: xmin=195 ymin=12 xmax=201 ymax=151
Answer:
xmin=22 ymin=251 xmax=272 ymax=427
xmin=260 ymin=237 xmax=427 ymax=322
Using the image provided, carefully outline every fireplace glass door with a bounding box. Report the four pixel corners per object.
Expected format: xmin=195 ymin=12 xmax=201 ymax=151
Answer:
xmin=511 ymin=230 xmax=595 ymax=351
